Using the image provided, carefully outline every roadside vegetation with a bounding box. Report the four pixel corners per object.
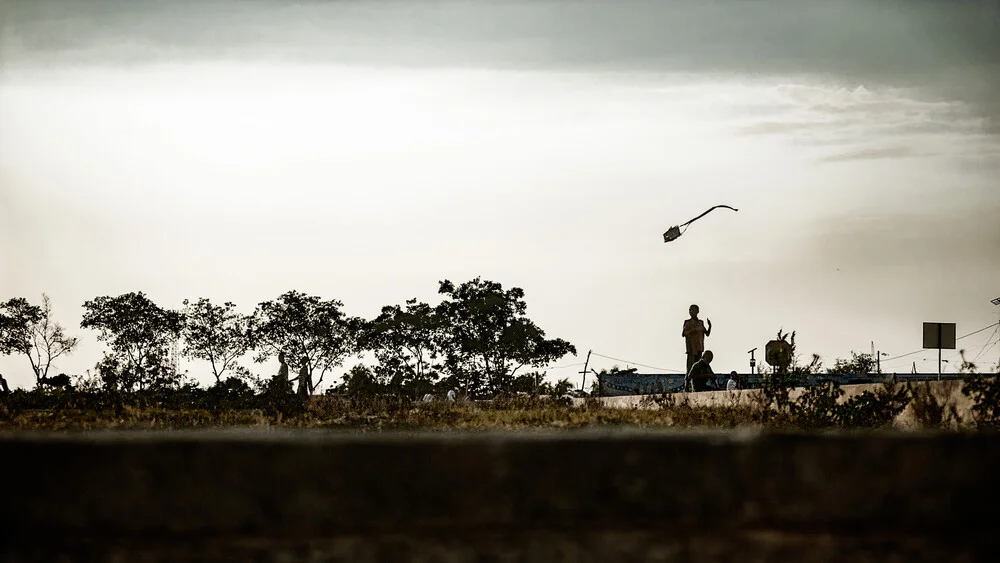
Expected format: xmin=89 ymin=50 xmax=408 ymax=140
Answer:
xmin=2 ymin=369 xmax=998 ymax=432
xmin=1 ymin=282 xmax=997 ymax=432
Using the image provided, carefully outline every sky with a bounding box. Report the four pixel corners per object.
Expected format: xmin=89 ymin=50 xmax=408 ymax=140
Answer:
xmin=1 ymin=0 xmax=999 ymax=390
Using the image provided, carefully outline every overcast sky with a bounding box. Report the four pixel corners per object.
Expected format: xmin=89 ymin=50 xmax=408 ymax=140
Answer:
xmin=2 ymin=0 xmax=999 ymax=389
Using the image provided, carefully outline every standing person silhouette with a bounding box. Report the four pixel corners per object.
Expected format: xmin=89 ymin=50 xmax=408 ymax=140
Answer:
xmin=276 ymin=351 xmax=291 ymax=393
xmin=296 ymin=357 xmax=311 ymax=397
xmin=682 ymin=304 xmax=712 ymax=374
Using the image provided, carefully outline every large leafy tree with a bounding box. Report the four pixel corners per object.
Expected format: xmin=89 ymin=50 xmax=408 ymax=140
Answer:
xmin=24 ymin=294 xmax=80 ymax=387
xmin=362 ymin=298 xmax=444 ymax=397
xmin=182 ymin=298 xmax=253 ymax=384
xmin=0 ymin=297 xmax=43 ymax=358
xmin=80 ymin=292 xmax=185 ymax=391
xmin=0 ymin=297 xmax=42 ymax=385
xmin=250 ymin=290 xmax=361 ymax=394
xmin=435 ymin=277 xmax=577 ymax=397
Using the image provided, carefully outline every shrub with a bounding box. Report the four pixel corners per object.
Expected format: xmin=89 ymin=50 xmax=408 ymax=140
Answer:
xmin=838 ymin=383 xmax=910 ymax=429
xmin=962 ymin=374 xmax=1000 ymax=429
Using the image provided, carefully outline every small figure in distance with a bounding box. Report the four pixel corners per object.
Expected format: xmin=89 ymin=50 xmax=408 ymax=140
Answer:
xmin=447 ymin=389 xmax=457 ymax=402
xmin=726 ymin=370 xmax=738 ymax=391
xmin=0 ymin=372 xmax=10 ymax=394
xmin=682 ymin=304 xmax=712 ymax=374
xmin=687 ymin=350 xmax=715 ymax=392
xmin=277 ymin=351 xmax=289 ymax=383
xmin=274 ymin=351 xmax=293 ymax=394
xmin=296 ymin=356 xmax=311 ymax=397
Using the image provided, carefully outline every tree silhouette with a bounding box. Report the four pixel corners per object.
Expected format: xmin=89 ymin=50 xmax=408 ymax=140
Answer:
xmin=25 ymin=294 xmax=79 ymax=388
xmin=182 ymin=298 xmax=253 ymax=385
xmin=80 ymin=292 xmax=185 ymax=391
xmin=828 ymin=351 xmax=877 ymax=375
xmin=435 ymin=277 xmax=576 ymax=397
xmin=0 ymin=297 xmax=43 ymax=359
xmin=250 ymin=290 xmax=361 ymax=394
xmin=362 ymin=298 xmax=443 ymax=398
xmin=338 ymin=363 xmax=381 ymax=397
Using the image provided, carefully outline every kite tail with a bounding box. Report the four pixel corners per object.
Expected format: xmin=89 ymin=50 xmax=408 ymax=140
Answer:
xmin=679 ymin=205 xmax=738 ymax=227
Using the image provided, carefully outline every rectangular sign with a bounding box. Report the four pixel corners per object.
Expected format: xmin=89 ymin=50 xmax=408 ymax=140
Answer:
xmin=923 ymin=322 xmax=956 ymax=350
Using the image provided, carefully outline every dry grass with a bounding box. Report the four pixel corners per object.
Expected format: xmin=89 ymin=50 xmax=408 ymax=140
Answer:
xmin=4 ymin=377 xmax=996 ymax=432
xmin=0 ymin=396 xmax=760 ymax=432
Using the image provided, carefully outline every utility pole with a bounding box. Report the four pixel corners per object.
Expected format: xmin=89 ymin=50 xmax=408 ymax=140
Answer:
xmin=747 ymin=348 xmax=757 ymax=374
xmin=579 ymin=350 xmax=593 ymax=392
xmin=992 ymin=298 xmax=1000 ymax=373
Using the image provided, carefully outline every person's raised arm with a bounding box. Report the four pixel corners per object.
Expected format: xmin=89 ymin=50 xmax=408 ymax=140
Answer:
xmin=705 ymin=318 xmax=712 ymax=337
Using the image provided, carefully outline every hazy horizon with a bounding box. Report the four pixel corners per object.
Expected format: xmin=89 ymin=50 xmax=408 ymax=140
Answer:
xmin=2 ymin=0 xmax=999 ymax=389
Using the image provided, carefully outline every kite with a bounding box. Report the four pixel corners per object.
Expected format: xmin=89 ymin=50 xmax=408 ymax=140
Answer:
xmin=662 ymin=205 xmax=739 ymax=243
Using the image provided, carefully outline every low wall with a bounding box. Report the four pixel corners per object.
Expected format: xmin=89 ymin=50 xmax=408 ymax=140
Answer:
xmin=580 ymin=379 xmax=974 ymax=428
xmin=2 ymin=429 xmax=1000 ymax=562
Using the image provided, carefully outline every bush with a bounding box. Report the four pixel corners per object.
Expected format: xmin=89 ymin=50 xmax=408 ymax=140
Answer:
xmin=747 ymin=375 xmax=910 ymax=430
xmin=789 ymin=382 xmax=843 ymax=429
xmin=839 ymin=384 xmax=910 ymax=429
xmin=962 ymin=374 xmax=1000 ymax=429
xmin=907 ymin=381 xmax=964 ymax=429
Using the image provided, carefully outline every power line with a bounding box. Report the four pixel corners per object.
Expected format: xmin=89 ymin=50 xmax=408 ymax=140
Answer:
xmin=975 ymin=340 xmax=999 ymax=366
xmin=959 ymin=322 xmax=1000 ymax=341
xmin=880 ymin=349 xmax=924 ymax=363
xmin=543 ymin=362 xmax=586 ymax=371
xmin=881 ymin=321 xmax=1000 ymax=363
xmin=972 ymin=327 xmax=1000 ymax=363
xmin=985 ymin=341 xmax=1000 ymax=372
xmin=590 ymin=352 xmax=685 ymax=374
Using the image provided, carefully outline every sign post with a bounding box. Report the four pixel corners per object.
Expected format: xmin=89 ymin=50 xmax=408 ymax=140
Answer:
xmin=923 ymin=322 xmax=957 ymax=380
xmin=765 ymin=340 xmax=792 ymax=375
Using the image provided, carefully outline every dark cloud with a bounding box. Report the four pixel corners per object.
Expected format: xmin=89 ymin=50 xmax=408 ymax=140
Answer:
xmin=799 ymin=202 xmax=1000 ymax=272
xmin=2 ymin=0 xmax=999 ymax=127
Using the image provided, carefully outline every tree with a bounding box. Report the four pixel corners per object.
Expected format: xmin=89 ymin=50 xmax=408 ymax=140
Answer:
xmin=828 ymin=351 xmax=877 ymax=375
xmin=0 ymin=297 xmax=43 ymax=358
xmin=24 ymin=294 xmax=80 ymax=388
xmin=362 ymin=299 xmax=444 ymax=397
xmin=182 ymin=298 xmax=253 ymax=384
xmin=337 ymin=364 xmax=381 ymax=397
xmin=546 ymin=377 xmax=575 ymax=397
xmin=435 ymin=277 xmax=577 ymax=397
xmin=80 ymin=292 xmax=185 ymax=391
xmin=250 ymin=290 xmax=361 ymax=394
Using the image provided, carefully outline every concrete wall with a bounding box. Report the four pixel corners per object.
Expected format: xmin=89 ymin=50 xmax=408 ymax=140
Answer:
xmin=2 ymin=429 xmax=999 ymax=562
xmin=579 ymin=379 xmax=974 ymax=429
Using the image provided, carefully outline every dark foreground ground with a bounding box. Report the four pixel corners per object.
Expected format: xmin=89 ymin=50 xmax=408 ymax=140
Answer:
xmin=2 ymin=428 xmax=999 ymax=562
